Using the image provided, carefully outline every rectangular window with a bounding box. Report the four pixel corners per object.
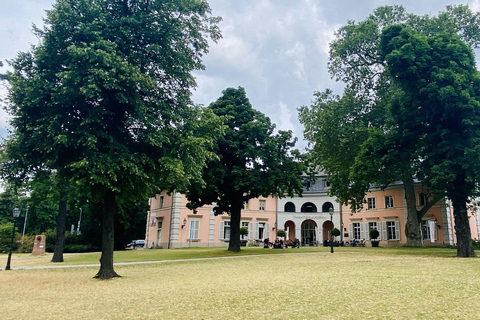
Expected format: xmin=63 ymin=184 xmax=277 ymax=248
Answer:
xmin=224 ymin=221 xmax=231 ymax=240
xmin=258 ymin=222 xmax=265 ymax=239
xmin=243 ymin=201 xmax=249 ymax=210
xmin=419 ymin=193 xmax=427 ymax=206
xmin=385 ymin=196 xmax=394 ymax=208
xmin=367 ymin=197 xmax=376 ymax=209
xmin=188 ymin=219 xmax=200 ymax=241
xmin=353 ymin=223 xmax=361 ymax=240
xmin=159 ymin=195 xmax=164 ymax=209
xmin=386 ymin=221 xmax=397 ymax=240
xmin=241 ymin=221 xmax=249 ymax=240
xmin=259 ymin=200 xmax=266 ymax=211
xmin=422 ymin=220 xmax=437 ymax=241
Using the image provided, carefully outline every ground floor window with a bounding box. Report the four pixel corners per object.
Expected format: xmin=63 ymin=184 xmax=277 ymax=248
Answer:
xmin=188 ymin=219 xmax=200 ymax=241
xmin=256 ymin=222 xmax=269 ymax=240
xmin=353 ymin=223 xmax=361 ymax=240
xmin=241 ymin=221 xmax=251 ymax=240
xmin=220 ymin=221 xmax=231 ymax=240
xmin=422 ymin=220 xmax=437 ymax=241
xmin=382 ymin=221 xmax=400 ymax=241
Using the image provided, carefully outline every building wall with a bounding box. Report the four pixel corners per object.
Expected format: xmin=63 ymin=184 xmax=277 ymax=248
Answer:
xmin=146 ymin=183 xmax=480 ymax=248
xmin=147 ymin=194 xmax=276 ymax=249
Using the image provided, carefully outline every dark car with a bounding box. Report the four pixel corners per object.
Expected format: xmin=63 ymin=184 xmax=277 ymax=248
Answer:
xmin=125 ymin=239 xmax=146 ymax=249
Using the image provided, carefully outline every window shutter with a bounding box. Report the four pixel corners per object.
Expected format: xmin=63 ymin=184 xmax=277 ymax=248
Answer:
xmin=375 ymin=223 xmax=381 ymax=241
xmin=248 ymin=222 xmax=253 ymax=240
xmin=361 ymin=222 xmax=367 ymax=240
xmin=219 ymin=221 xmax=224 ymax=240
xmin=194 ymin=220 xmax=199 ymax=239
xmin=434 ymin=222 xmax=438 ymax=241
xmin=348 ymin=223 xmax=353 ymax=239
xmin=382 ymin=222 xmax=387 ymax=240
xmin=255 ymin=223 xmax=259 ymax=240
xmin=265 ymin=223 xmax=270 ymax=239
xmin=395 ymin=221 xmax=400 ymax=240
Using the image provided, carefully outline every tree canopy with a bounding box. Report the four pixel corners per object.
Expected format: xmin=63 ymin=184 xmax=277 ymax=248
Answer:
xmin=299 ymin=4 xmax=480 ymax=248
xmin=4 ymin=0 xmax=223 ymax=278
xmin=186 ymin=87 xmax=304 ymax=252
xmin=380 ymin=25 xmax=480 ymax=256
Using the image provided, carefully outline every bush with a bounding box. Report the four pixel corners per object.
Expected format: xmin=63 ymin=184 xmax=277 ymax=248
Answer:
xmin=239 ymin=227 xmax=249 ymax=237
xmin=369 ymin=228 xmax=380 ymax=240
xmin=276 ymin=229 xmax=286 ymax=238
xmin=331 ymin=228 xmax=341 ymax=237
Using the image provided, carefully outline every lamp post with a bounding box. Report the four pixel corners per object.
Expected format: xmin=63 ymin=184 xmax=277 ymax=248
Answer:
xmin=5 ymin=208 xmax=20 ymax=270
xmin=329 ymin=207 xmax=334 ymax=253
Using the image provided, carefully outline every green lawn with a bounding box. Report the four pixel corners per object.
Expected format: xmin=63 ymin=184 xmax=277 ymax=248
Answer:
xmin=1 ymin=247 xmax=479 ymax=319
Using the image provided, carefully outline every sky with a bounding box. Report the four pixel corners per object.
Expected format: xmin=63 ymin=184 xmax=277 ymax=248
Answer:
xmin=1 ymin=0 xmax=480 ymax=151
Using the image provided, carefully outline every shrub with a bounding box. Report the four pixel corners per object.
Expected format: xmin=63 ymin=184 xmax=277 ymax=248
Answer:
xmin=239 ymin=227 xmax=249 ymax=237
xmin=276 ymin=229 xmax=286 ymax=238
xmin=331 ymin=228 xmax=341 ymax=237
xmin=370 ymin=228 xmax=380 ymax=240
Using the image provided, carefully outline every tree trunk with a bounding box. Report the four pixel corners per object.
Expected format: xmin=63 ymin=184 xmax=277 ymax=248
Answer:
xmin=451 ymin=196 xmax=475 ymax=257
xmin=227 ymin=195 xmax=242 ymax=252
xmin=51 ymin=197 xmax=67 ymax=263
xmin=403 ymin=176 xmax=423 ymax=247
xmin=94 ymin=188 xmax=120 ymax=279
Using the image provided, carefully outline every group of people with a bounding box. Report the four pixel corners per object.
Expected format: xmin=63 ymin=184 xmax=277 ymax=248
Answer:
xmin=263 ymin=238 xmax=300 ymax=249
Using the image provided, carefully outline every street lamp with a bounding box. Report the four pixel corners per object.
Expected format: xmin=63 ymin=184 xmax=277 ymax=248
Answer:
xmin=5 ymin=208 xmax=20 ymax=270
xmin=329 ymin=207 xmax=334 ymax=254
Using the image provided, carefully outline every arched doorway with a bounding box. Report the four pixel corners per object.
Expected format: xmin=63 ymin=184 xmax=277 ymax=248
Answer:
xmin=301 ymin=220 xmax=317 ymax=245
xmin=301 ymin=202 xmax=317 ymax=212
xmin=284 ymin=221 xmax=295 ymax=240
xmin=322 ymin=220 xmax=334 ymax=242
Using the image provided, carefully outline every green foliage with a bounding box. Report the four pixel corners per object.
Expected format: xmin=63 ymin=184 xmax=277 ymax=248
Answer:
xmin=301 ymin=4 xmax=480 ymax=212
xmin=369 ymin=228 xmax=380 ymax=239
xmin=276 ymin=229 xmax=286 ymax=238
xmin=331 ymin=228 xmax=341 ymax=237
xmin=4 ymin=0 xmax=223 ymax=276
xmin=186 ymin=87 xmax=304 ymax=251
xmin=239 ymin=227 xmax=249 ymax=237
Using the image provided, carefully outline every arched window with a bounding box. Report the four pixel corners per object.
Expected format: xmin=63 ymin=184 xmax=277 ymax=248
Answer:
xmin=284 ymin=202 xmax=295 ymax=212
xmin=322 ymin=202 xmax=334 ymax=212
xmin=301 ymin=202 xmax=317 ymax=213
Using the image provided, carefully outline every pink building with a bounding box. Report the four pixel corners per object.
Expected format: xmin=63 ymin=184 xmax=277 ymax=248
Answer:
xmin=146 ymin=192 xmax=276 ymax=249
xmin=146 ymin=180 xmax=480 ymax=248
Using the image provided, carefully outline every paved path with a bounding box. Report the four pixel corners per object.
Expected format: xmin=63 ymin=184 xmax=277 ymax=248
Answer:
xmin=2 ymin=251 xmax=331 ymax=271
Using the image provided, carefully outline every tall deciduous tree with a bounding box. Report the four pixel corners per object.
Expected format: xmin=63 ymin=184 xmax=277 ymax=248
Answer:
xmin=5 ymin=0 xmax=222 ymax=278
xmin=300 ymin=5 xmax=480 ymax=247
xmin=186 ymin=87 xmax=304 ymax=252
xmin=380 ymin=25 xmax=480 ymax=257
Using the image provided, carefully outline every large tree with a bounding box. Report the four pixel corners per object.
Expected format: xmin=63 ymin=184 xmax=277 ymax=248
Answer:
xmin=5 ymin=0 xmax=222 ymax=278
xmin=186 ymin=87 xmax=304 ymax=252
xmin=299 ymin=5 xmax=480 ymax=247
xmin=380 ymin=25 xmax=480 ymax=257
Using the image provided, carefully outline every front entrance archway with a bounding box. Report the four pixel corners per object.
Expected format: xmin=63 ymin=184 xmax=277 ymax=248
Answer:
xmin=301 ymin=220 xmax=317 ymax=246
xmin=284 ymin=221 xmax=295 ymax=240
xmin=322 ymin=220 xmax=334 ymax=242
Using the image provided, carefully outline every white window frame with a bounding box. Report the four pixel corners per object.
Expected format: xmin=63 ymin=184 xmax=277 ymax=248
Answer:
xmin=243 ymin=200 xmax=249 ymax=210
xmin=385 ymin=196 xmax=394 ymax=208
xmin=422 ymin=220 xmax=438 ymax=241
xmin=367 ymin=197 xmax=376 ymax=209
xmin=382 ymin=221 xmax=400 ymax=241
xmin=259 ymin=200 xmax=266 ymax=211
xmin=188 ymin=219 xmax=200 ymax=241
xmin=219 ymin=220 xmax=231 ymax=241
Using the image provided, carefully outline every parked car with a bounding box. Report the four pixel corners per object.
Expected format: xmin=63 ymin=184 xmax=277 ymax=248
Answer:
xmin=125 ymin=239 xmax=146 ymax=249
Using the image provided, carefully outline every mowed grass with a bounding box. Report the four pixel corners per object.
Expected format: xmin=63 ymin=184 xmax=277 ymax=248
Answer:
xmin=1 ymin=247 xmax=480 ymax=319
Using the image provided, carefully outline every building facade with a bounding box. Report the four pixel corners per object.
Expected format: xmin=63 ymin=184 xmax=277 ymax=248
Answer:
xmin=146 ymin=180 xmax=480 ymax=248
